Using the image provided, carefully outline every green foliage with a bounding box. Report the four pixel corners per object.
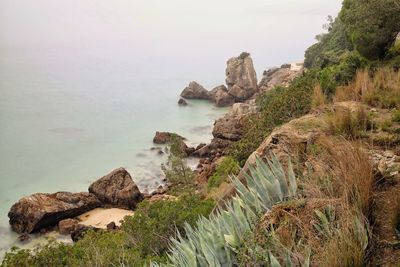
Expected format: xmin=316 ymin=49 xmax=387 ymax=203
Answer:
xmin=392 ymin=109 xmax=400 ymax=123
xmin=161 ymin=136 xmax=194 ymax=190
xmin=230 ymin=73 xmax=315 ymax=165
xmin=122 ymin=195 xmax=214 ymax=256
xmin=2 ymin=196 xmax=214 ymax=267
xmin=239 ymin=52 xmax=250 ymax=60
xmin=340 ymin=0 xmax=400 ymax=60
xmin=152 ymin=155 xmax=297 ymax=266
xmin=207 ymin=157 xmax=240 ymax=189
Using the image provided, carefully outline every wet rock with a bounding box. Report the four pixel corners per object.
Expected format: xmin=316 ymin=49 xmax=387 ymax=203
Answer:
xmin=180 ymin=81 xmax=210 ymax=100
xmin=58 ymin=218 xmax=79 ymax=235
xmin=89 ymin=168 xmax=143 ymax=209
xmin=225 ymin=54 xmax=258 ymax=102
xmin=209 ymin=85 xmax=235 ymax=107
xmin=8 ymin=192 xmax=101 ymax=234
xmin=178 ymin=98 xmax=188 ymax=106
xmin=192 ymin=138 xmax=232 ymax=158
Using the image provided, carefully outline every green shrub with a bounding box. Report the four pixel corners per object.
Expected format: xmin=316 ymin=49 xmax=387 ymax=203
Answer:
xmin=239 ymin=52 xmax=250 ymax=59
xmin=122 ymin=195 xmax=214 ymax=256
xmin=230 ymin=72 xmax=315 ymax=165
xmin=207 ymin=157 xmax=240 ymax=189
xmin=392 ymin=109 xmax=400 ymax=123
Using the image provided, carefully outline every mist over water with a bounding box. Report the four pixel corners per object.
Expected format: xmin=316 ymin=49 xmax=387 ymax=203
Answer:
xmin=0 ymin=0 xmax=341 ymax=256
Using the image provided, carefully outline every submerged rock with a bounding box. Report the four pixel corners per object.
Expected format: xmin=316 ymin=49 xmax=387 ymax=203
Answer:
xmin=178 ymin=98 xmax=188 ymax=106
xmin=89 ymin=168 xmax=143 ymax=209
xmin=225 ymin=54 xmax=258 ymax=102
xmin=8 ymin=192 xmax=101 ymax=234
xmin=180 ymin=81 xmax=210 ymax=100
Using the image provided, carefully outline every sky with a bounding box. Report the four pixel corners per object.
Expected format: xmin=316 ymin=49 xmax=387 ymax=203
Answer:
xmin=0 ymin=0 xmax=342 ymax=73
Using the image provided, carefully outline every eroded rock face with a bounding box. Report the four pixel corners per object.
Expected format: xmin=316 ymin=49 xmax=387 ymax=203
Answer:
xmin=212 ymin=114 xmax=245 ymax=141
xmin=258 ymin=63 xmax=303 ymax=93
xmin=89 ymin=168 xmax=143 ymax=209
xmin=225 ymin=55 xmax=258 ymax=102
xmin=209 ymin=85 xmax=235 ymax=107
xmin=180 ymin=81 xmax=210 ymax=100
xmin=8 ymin=192 xmax=101 ymax=234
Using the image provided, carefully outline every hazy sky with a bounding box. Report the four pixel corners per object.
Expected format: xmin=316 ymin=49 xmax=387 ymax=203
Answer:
xmin=0 ymin=0 xmax=342 ymax=75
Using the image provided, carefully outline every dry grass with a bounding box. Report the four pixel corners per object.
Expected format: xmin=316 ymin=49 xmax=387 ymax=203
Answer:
xmin=327 ymin=106 xmax=371 ymax=139
xmin=312 ymin=84 xmax=326 ymax=108
xmin=334 ymin=68 xmax=400 ymax=108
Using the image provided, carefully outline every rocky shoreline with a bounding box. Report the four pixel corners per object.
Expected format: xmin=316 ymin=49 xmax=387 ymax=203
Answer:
xmin=7 ymin=53 xmax=303 ymax=245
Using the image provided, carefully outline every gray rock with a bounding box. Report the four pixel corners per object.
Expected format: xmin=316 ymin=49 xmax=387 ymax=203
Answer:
xmin=180 ymin=81 xmax=210 ymax=100
xmin=89 ymin=168 xmax=143 ymax=209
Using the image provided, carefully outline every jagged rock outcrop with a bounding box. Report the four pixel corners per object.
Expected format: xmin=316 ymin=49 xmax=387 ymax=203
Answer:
xmin=258 ymin=63 xmax=303 ymax=93
xmin=225 ymin=54 xmax=258 ymax=102
xmin=152 ymin=131 xmax=194 ymax=156
xmin=153 ymin=132 xmax=184 ymax=144
xmin=180 ymin=81 xmax=210 ymax=100
xmin=212 ymin=114 xmax=245 ymax=141
xmin=89 ymin=168 xmax=143 ymax=209
xmin=8 ymin=192 xmax=101 ymax=234
xmin=209 ymin=85 xmax=235 ymax=107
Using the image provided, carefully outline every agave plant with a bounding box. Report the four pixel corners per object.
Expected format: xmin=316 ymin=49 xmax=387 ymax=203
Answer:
xmin=151 ymin=154 xmax=298 ymax=267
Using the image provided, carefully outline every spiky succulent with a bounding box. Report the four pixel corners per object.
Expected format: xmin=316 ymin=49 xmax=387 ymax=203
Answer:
xmin=151 ymin=154 xmax=298 ymax=267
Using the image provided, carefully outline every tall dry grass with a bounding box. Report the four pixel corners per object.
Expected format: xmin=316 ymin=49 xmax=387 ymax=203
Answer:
xmin=312 ymin=84 xmax=326 ymax=108
xmin=334 ymin=68 xmax=400 ymax=108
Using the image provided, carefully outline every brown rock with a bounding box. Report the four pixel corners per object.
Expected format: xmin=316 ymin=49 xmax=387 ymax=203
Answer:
xmin=106 ymin=221 xmax=117 ymax=230
xmin=225 ymin=54 xmax=258 ymax=102
xmin=209 ymin=85 xmax=235 ymax=107
xmin=58 ymin=218 xmax=79 ymax=235
xmin=180 ymin=81 xmax=210 ymax=100
xmin=212 ymin=114 xmax=245 ymax=141
xmin=71 ymin=224 xmax=99 ymax=242
xmin=153 ymin=132 xmax=184 ymax=144
xmin=8 ymin=192 xmax=101 ymax=234
xmin=89 ymin=168 xmax=143 ymax=209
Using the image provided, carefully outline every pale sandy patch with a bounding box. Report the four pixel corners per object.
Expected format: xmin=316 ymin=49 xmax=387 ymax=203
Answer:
xmin=77 ymin=208 xmax=134 ymax=229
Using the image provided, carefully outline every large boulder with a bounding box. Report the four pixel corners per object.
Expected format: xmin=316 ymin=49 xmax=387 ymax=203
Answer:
xmin=180 ymin=81 xmax=210 ymax=100
xmin=225 ymin=54 xmax=258 ymax=102
xmin=212 ymin=114 xmax=245 ymax=141
xmin=209 ymin=85 xmax=235 ymax=107
xmin=8 ymin=192 xmax=101 ymax=234
xmin=89 ymin=168 xmax=143 ymax=209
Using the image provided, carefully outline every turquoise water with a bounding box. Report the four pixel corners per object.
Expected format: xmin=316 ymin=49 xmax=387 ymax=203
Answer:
xmin=0 ymin=0 xmax=342 ymax=256
xmin=0 ymin=45 xmax=228 ymax=254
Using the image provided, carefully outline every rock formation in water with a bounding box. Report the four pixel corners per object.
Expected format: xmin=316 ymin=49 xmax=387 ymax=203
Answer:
xmin=8 ymin=192 xmax=101 ymax=234
xmin=180 ymin=81 xmax=210 ymax=100
xmin=89 ymin=168 xmax=143 ymax=209
xmin=225 ymin=53 xmax=258 ymax=102
xmin=209 ymin=85 xmax=235 ymax=107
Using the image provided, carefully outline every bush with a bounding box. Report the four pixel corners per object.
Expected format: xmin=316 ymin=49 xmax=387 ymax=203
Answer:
xmin=122 ymin=195 xmax=214 ymax=256
xmin=207 ymin=157 xmax=240 ymax=189
xmin=230 ymin=72 xmax=315 ymax=165
xmin=327 ymin=107 xmax=372 ymax=139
